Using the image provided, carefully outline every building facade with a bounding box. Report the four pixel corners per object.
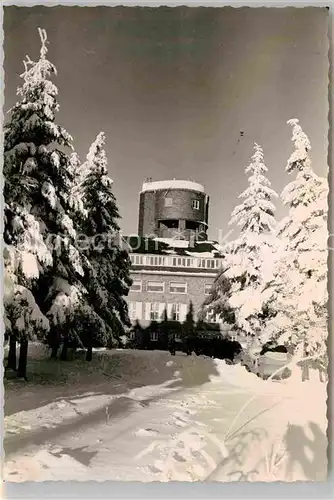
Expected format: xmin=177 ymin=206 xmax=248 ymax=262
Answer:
xmin=127 ymin=252 xmax=223 ymax=327
xmin=125 ymin=179 xmax=229 ymax=338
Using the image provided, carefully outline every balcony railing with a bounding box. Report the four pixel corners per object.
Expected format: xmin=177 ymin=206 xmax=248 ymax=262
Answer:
xmin=129 ymin=253 xmax=222 ymax=270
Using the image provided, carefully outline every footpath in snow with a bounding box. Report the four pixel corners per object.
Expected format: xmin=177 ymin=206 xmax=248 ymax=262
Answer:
xmin=4 ymin=349 xmax=328 ymax=483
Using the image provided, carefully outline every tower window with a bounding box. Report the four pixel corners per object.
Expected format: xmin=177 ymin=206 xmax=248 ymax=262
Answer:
xmin=165 ymin=197 xmax=173 ymax=207
xmin=192 ymin=200 xmax=200 ymax=210
xmin=128 ymin=301 xmax=142 ymax=320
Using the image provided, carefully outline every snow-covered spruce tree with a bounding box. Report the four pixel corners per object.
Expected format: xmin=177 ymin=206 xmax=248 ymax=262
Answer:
xmin=4 ymin=28 xmax=95 ymax=367
xmin=263 ymin=119 xmax=328 ymax=368
xmin=79 ymin=132 xmax=132 ymax=357
xmin=204 ymin=144 xmax=278 ymax=344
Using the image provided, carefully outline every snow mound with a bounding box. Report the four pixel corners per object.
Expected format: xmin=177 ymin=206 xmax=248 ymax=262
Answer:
xmin=210 ymin=359 xmax=277 ymax=392
xmin=135 ymin=428 xmax=160 ymax=437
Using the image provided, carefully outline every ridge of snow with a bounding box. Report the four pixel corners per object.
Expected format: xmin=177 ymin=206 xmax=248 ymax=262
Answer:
xmin=154 ymin=238 xmax=190 ymax=248
xmin=141 ymin=180 xmax=205 ymax=194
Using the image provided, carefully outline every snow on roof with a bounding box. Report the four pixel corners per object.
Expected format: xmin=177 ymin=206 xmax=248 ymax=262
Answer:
xmin=154 ymin=237 xmax=190 ymax=248
xmin=184 ymin=251 xmax=218 ymax=258
xmin=185 ymin=241 xmax=224 ymax=257
xmin=141 ymin=179 xmax=205 ymax=194
xmin=123 ymin=236 xmax=224 ymax=257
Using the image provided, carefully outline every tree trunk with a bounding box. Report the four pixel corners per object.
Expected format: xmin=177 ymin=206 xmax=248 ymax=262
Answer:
xmin=17 ymin=338 xmax=28 ymax=380
xmin=86 ymin=344 xmax=93 ymax=362
xmin=7 ymin=334 xmax=17 ymax=371
xmin=302 ymin=359 xmax=310 ymax=381
xmin=106 ymin=335 xmax=114 ymax=350
xmin=60 ymin=338 xmax=68 ymax=361
xmin=50 ymin=341 xmax=60 ymax=359
xmin=301 ymin=342 xmax=310 ymax=382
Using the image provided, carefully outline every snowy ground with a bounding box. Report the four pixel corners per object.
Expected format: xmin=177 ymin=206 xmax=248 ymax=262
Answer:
xmin=4 ymin=348 xmax=328 ymax=482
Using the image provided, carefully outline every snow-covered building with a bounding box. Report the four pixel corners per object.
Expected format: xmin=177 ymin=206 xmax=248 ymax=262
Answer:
xmin=138 ymin=179 xmax=209 ymax=242
xmin=123 ymin=179 xmax=229 ymax=335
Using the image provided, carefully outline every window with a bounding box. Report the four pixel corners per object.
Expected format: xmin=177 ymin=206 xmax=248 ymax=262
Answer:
xmin=147 ymin=256 xmax=164 ymax=266
xmin=170 ymin=282 xmax=187 ymax=294
xmin=129 ymin=331 xmax=135 ymax=340
xmin=147 ymin=281 xmax=165 ymax=293
xmin=205 ymin=311 xmax=217 ymax=323
xmin=128 ymin=301 xmax=142 ymax=320
xmin=186 ymin=220 xmax=199 ymax=230
xmin=150 ymin=303 xmax=160 ymax=321
xmin=179 ymin=258 xmax=188 ymax=267
xmin=204 ymin=284 xmax=212 ymax=296
xmin=128 ymin=302 xmax=137 ymax=320
xmin=192 ymin=200 xmax=200 ymax=210
xmin=172 ymin=258 xmax=190 ymax=267
xmin=198 ymin=259 xmax=216 ymax=269
xmin=131 ymin=280 xmax=142 ymax=292
xmin=171 ymin=303 xmax=181 ymax=322
xmin=131 ymin=255 xmax=143 ymax=265
xmin=151 ymin=332 xmax=159 ymax=341
xmin=165 ymin=197 xmax=173 ymax=207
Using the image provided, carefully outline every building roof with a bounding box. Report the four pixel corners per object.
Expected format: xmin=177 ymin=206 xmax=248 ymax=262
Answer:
xmin=140 ymin=179 xmax=205 ymax=194
xmin=123 ymin=236 xmax=224 ymax=258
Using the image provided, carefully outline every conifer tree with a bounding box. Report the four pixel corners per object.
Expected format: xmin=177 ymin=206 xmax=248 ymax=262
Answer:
xmin=3 ymin=29 xmax=93 ymax=369
xmin=205 ymin=144 xmax=278 ymax=342
xmin=264 ymin=119 xmax=328 ymax=364
xmin=80 ymin=132 xmax=132 ymax=352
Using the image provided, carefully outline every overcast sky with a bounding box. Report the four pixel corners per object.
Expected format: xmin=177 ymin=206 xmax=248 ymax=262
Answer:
xmin=4 ymin=6 xmax=329 ymax=241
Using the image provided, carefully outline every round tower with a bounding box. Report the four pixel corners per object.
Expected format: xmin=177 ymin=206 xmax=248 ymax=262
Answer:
xmin=138 ymin=179 xmax=209 ymax=242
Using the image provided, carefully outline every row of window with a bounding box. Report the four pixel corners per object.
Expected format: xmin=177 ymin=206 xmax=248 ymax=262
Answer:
xmin=131 ymin=280 xmax=213 ymax=295
xmin=128 ymin=301 xmax=221 ymax=324
xmin=128 ymin=301 xmax=187 ymax=322
xmin=129 ymin=331 xmax=176 ymax=341
xmin=129 ymin=331 xmax=179 ymax=342
xmin=130 ymin=331 xmax=236 ymax=342
xmin=164 ymin=198 xmax=200 ymax=210
xmin=130 ymin=254 xmax=221 ymax=270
